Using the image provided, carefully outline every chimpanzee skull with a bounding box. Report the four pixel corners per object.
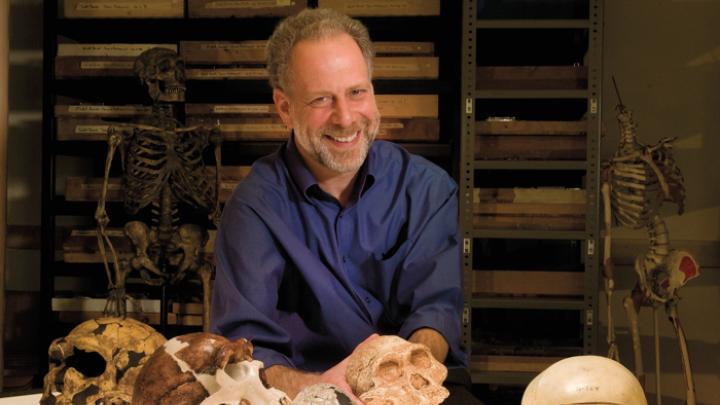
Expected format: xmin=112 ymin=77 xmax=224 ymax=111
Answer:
xmin=133 ymin=332 xmax=290 ymax=405
xmin=346 ymin=335 xmax=449 ymax=405
xmin=134 ymin=47 xmax=186 ymax=103
xmin=41 ymin=317 xmax=166 ymax=405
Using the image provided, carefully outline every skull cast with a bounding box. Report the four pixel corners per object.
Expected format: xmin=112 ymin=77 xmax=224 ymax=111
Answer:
xmin=41 ymin=317 xmax=166 ymax=405
xmin=133 ymin=332 xmax=290 ymax=405
xmin=134 ymin=47 xmax=186 ymax=103
xmin=345 ymin=335 xmax=449 ymax=405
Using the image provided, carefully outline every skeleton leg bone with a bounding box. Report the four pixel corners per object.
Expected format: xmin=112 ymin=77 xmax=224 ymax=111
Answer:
xmin=667 ymin=300 xmax=696 ymax=405
xmin=623 ymin=290 xmax=645 ymax=388
xmin=601 ymin=181 xmax=620 ymax=361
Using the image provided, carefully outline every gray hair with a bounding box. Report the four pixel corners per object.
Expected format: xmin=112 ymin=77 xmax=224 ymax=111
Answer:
xmin=266 ymin=8 xmax=374 ymax=92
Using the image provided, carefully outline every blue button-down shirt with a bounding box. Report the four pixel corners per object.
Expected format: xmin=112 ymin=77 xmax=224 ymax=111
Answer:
xmin=210 ymin=137 xmax=467 ymax=371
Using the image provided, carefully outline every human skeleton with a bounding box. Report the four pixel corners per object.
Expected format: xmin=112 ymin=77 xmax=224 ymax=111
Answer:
xmin=602 ymin=79 xmax=699 ymax=404
xmin=95 ymin=47 xmax=221 ymax=331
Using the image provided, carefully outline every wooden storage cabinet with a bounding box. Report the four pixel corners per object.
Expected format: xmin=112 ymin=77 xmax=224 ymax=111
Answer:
xmin=41 ymin=0 xmax=461 ymax=380
xmin=459 ymin=0 xmax=602 ymax=399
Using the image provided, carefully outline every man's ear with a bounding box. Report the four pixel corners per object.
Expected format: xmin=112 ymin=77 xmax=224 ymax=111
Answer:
xmin=273 ymin=88 xmax=293 ymax=129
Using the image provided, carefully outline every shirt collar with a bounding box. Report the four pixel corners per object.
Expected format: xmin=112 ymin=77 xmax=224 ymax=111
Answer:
xmin=283 ymin=133 xmax=376 ymax=201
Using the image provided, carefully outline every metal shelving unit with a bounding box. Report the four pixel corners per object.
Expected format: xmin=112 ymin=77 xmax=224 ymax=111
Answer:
xmin=460 ymin=0 xmax=603 ymax=389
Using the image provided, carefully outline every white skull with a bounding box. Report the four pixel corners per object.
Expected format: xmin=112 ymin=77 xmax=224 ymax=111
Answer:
xmin=522 ymin=355 xmax=647 ymax=405
xmin=346 ymin=335 xmax=449 ymax=405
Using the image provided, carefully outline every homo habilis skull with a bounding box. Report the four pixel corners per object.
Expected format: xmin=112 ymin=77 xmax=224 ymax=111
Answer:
xmin=132 ymin=332 xmax=290 ymax=405
xmin=133 ymin=47 xmax=186 ymax=103
xmin=345 ymin=335 xmax=449 ymax=405
xmin=522 ymin=355 xmax=647 ymax=405
xmin=41 ymin=317 xmax=166 ymax=405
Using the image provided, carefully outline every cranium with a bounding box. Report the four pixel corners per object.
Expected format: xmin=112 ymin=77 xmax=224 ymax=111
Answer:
xmin=41 ymin=317 xmax=166 ymax=405
xmin=293 ymin=383 xmax=354 ymax=405
xmin=346 ymin=335 xmax=449 ymax=405
xmin=132 ymin=332 xmax=290 ymax=405
xmin=134 ymin=47 xmax=186 ymax=103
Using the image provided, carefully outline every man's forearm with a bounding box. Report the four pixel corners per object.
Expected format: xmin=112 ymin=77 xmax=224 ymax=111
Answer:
xmin=409 ymin=328 xmax=449 ymax=363
xmin=263 ymin=364 xmax=322 ymax=399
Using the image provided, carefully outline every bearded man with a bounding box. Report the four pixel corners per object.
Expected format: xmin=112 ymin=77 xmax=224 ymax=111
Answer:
xmin=211 ymin=8 xmax=480 ymax=404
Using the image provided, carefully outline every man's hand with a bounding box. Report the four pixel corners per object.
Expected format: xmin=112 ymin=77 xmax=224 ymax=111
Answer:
xmin=409 ymin=328 xmax=449 ymax=363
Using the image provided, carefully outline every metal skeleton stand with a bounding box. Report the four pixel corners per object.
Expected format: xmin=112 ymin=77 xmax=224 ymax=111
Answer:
xmin=602 ymin=79 xmax=700 ymax=405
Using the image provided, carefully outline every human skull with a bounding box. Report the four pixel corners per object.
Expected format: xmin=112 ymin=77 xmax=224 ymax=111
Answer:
xmin=522 ymin=355 xmax=647 ymax=405
xmin=134 ymin=47 xmax=186 ymax=103
xmin=41 ymin=317 xmax=166 ymax=405
xmin=133 ymin=332 xmax=290 ymax=405
xmin=346 ymin=335 xmax=449 ymax=405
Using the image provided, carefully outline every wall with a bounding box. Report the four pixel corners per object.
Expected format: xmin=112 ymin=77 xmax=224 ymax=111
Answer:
xmin=600 ymin=1 xmax=720 ymax=404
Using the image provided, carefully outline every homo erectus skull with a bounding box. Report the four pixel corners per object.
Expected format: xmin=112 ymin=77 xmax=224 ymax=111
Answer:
xmin=346 ymin=335 xmax=449 ymax=405
xmin=133 ymin=47 xmax=186 ymax=103
xmin=132 ymin=332 xmax=290 ymax=405
xmin=41 ymin=317 xmax=166 ymax=405
xmin=521 ymin=355 xmax=647 ymax=405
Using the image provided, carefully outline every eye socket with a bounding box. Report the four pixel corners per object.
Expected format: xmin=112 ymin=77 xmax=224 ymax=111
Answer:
xmin=410 ymin=349 xmax=432 ymax=369
xmin=377 ymin=360 xmax=402 ymax=383
xmin=65 ymin=349 xmax=106 ymax=378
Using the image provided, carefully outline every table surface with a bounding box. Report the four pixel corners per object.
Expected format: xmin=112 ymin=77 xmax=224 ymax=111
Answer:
xmin=0 ymin=393 xmax=41 ymax=404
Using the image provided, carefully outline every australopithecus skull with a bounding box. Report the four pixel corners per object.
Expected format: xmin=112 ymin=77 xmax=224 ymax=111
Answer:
xmin=134 ymin=47 xmax=186 ymax=103
xmin=133 ymin=332 xmax=290 ymax=405
xmin=346 ymin=335 xmax=449 ymax=405
xmin=41 ymin=317 xmax=166 ymax=405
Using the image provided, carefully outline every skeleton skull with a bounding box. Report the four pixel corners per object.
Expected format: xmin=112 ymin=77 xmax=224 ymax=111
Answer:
xmin=346 ymin=335 xmax=449 ymax=405
xmin=41 ymin=317 xmax=166 ymax=405
xmin=134 ymin=47 xmax=186 ymax=103
xmin=133 ymin=332 xmax=290 ymax=405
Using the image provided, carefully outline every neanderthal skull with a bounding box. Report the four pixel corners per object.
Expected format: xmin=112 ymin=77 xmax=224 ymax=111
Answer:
xmin=133 ymin=332 xmax=290 ymax=405
xmin=134 ymin=47 xmax=186 ymax=103
xmin=346 ymin=335 xmax=449 ymax=405
xmin=41 ymin=317 xmax=166 ymax=405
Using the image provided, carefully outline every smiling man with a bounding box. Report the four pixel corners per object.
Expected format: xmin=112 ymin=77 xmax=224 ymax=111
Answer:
xmin=210 ymin=8 xmax=480 ymax=404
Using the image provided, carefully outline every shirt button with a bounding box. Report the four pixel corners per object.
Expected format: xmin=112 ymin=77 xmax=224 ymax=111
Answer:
xmin=342 ymin=256 xmax=347 ymax=263
xmin=364 ymin=296 xmax=371 ymax=303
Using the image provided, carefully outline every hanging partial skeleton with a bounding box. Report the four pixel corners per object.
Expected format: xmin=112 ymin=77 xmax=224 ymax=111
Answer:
xmin=602 ymin=78 xmax=700 ymax=405
xmin=95 ymin=47 xmax=221 ymax=331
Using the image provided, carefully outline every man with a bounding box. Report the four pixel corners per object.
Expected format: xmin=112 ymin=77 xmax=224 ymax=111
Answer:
xmin=211 ymin=8 xmax=480 ymax=404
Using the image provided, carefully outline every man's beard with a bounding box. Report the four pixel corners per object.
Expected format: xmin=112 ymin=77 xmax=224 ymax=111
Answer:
xmin=299 ymin=116 xmax=380 ymax=174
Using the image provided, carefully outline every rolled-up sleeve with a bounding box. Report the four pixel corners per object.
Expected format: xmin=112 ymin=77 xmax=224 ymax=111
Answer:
xmin=395 ymin=173 xmax=467 ymax=368
xmin=210 ymin=196 xmax=294 ymax=368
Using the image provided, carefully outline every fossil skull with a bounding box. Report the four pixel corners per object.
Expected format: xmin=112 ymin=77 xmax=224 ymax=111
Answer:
xmin=346 ymin=335 xmax=449 ymax=405
xmin=134 ymin=47 xmax=186 ymax=103
xmin=132 ymin=332 xmax=290 ymax=405
xmin=41 ymin=317 xmax=166 ymax=405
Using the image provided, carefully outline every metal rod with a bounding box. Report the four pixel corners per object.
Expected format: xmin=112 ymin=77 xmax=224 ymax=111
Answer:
xmin=654 ymin=306 xmax=661 ymax=405
xmin=0 ymin=0 xmax=10 ymax=393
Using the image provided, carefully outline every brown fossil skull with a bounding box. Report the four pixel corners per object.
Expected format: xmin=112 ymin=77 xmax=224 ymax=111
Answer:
xmin=40 ymin=317 xmax=166 ymax=405
xmin=346 ymin=335 xmax=449 ymax=405
xmin=134 ymin=47 xmax=186 ymax=103
xmin=132 ymin=332 xmax=290 ymax=405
